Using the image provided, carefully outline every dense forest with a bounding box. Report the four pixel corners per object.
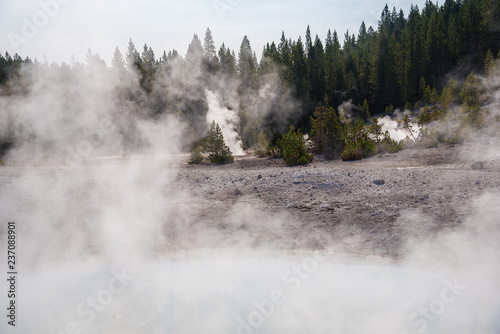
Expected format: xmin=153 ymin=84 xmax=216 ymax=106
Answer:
xmin=1 ymin=0 xmax=499 ymax=159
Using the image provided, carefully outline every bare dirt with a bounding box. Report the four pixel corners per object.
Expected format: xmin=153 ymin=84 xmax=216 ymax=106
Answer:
xmin=169 ymin=143 xmax=500 ymax=259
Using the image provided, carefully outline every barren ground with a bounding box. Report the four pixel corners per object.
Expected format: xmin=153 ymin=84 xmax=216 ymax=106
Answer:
xmin=1 ymin=143 xmax=499 ymax=262
xmin=169 ymin=143 xmax=500 ymax=259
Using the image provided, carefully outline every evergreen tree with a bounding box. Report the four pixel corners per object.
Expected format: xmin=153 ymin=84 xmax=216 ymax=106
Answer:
xmin=310 ymin=105 xmax=343 ymax=158
xmin=460 ymin=72 xmax=484 ymax=127
xmin=360 ymin=99 xmax=370 ymax=121
xmin=238 ymin=36 xmax=258 ymax=92
xmin=203 ymin=28 xmax=219 ymax=73
xmin=207 ymin=121 xmax=234 ymax=164
xmin=280 ymin=125 xmax=313 ymax=166
xmin=203 ymin=28 xmax=217 ymax=60
xmin=218 ymin=43 xmax=237 ymax=78
xmin=111 ymin=47 xmax=125 ymax=74
xmin=403 ymin=113 xmax=417 ymax=140
xmin=369 ymin=117 xmax=383 ymax=150
xmin=140 ymin=44 xmax=156 ymax=92
xmin=126 ymin=39 xmax=141 ymax=71
xmin=186 ymin=34 xmax=204 ymax=63
xmin=484 ymin=49 xmax=496 ymax=77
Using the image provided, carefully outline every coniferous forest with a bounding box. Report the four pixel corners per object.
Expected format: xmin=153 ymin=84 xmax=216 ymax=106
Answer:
xmin=1 ymin=0 xmax=499 ymax=161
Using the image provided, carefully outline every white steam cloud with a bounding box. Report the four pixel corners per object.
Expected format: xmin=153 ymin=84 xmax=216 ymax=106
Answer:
xmin=205 ymin=89 xmax=245 ymax=156
xmin=338 ymin=99 xmax=356 ymax=124
xmin=379 ymin=115 xmax=420 ymax=141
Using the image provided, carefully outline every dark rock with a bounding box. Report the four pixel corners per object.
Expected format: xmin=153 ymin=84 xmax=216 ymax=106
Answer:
xmin=257 ymin=175 xmax=263 ymax=179
xmin=234 ymin=189 xmax=242 ymax=196
xmin=373 ymin=180 xmax=385 ymax=186
xmin=471 ymin=162 xmax=484 ymax=170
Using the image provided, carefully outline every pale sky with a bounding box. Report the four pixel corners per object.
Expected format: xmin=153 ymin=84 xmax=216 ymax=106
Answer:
xmin=0 ymin=0 xmax=424 ymax=64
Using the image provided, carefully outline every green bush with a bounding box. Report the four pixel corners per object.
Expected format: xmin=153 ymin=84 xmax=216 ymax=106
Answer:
xmin=265 ymin=143 xmax=282 ymax=158
xmin=341 ymin=142 xmax=363 ymax=161
xmin=207 ymin=121 xmax=234 ymax=164
xmin=253 ymin=130 xmax=269 ymax=157
xmin=279 ymin=125 xmax=313 ymax=166
xmin=188 ymin=146 xmax=204 ymax=164
xmin=341 ymin=119 xmax=377 ymax=160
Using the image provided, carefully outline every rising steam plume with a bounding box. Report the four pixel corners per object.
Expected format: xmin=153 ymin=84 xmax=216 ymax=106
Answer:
xmin=205 ymin=89 xmax=245 ymax=156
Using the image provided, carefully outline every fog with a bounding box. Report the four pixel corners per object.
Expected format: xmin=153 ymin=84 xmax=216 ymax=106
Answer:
xmin=0 ymin=59 xmax=499 ymax=334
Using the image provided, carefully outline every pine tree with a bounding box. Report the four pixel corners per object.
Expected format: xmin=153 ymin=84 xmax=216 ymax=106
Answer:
xmin=460 ymin=72 xmax=484 ymax=127
xmin=291 ymin=37 xmax=308 ymax=100
xmin=126 ymin=39 xmax=141 ymax=71
xmin=238 ymin=36 xmax=258 ymax=92
xmin=203 ymin=28 xmax=217 ymax=60
xmin=279 ymin=125 xmax=313 ymax=166
xmin=369 ymin=117 xmax=383 ymax=149
xmin=218 ymin=44 xmax=236 ymax=78
xmin=203 ymin=28 xmax=219 ymax=73
xmin=403 ymin=114 xmax=417 ymax=140
xmin=484 ymin=49 xmax=496 ymax=77
xmin=207 ymin=121 xmax=234 ymax=164
xmin=186 ymin=34 xmax=204 ymax=63
xmin=360 ymin=99 xmax=370 ymax=121
xmin=140 ymin=44 xmax=156 ymax=92
xmin=111 ymin=47 xmax=125 ymax=74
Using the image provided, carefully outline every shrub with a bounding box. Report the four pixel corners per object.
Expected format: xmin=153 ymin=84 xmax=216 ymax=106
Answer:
xmin=417 ymin=128 xmax=439 ymax=148
xmin=341 ymin=119 xmax=376 ymax=160
xmin=459 ymin=72 xmax=486 ymax=128
xmin=381 ymin=131 xmax=403 ymax=153
xmin=341 ymin=142 xmax=363 ymax=161
xmin=279 ymin=125 xmax=313 ymax=166
xmin=206 ymin=121 xmax=234 ymax=164
xmin=254 ymin=130 xmax=269 ymax=157
xmin=188 ymin=146 xmax=204 ymax=164
xmin=265 ymin=143 xmax=282 ymax=158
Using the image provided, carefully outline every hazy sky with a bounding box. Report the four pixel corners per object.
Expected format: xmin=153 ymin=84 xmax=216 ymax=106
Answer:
xmin=0 ymin=0 xmax=424 ymax=64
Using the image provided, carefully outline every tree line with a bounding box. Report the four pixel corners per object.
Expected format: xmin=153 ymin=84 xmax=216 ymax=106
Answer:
xmin=1 ymin=0 xmax=499 ymax=156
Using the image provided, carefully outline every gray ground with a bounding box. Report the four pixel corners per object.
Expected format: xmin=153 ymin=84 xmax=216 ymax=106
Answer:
xmin=0 ymin=143 xmax=498 ymax=262
xmin=170 ymin=143 xmax=500 ymax=259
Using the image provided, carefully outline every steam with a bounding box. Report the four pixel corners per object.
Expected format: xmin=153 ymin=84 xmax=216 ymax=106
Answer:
xmin=379 ymin=115 xmax=420 ymax=141
xmin=338 ymin=99 xmax=356 ymax=124
xmin=205 ymin=89 xmax=245 ymax=156
xmin=0 ymin=44 xmax=499 ymax=334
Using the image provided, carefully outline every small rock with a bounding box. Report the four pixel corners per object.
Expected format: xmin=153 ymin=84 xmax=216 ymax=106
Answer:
xmin=257 ymin=175 xmax=263 ymax=179
xmin=234 ymin=189 xmax=242 ymax=196
xmin=475 ymin=180 xmax=481 ymax=185
xmin=471 ymin=162 xmax=484 ymax=170
xmin=373 ymin=180 xmax=385 ymax=186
